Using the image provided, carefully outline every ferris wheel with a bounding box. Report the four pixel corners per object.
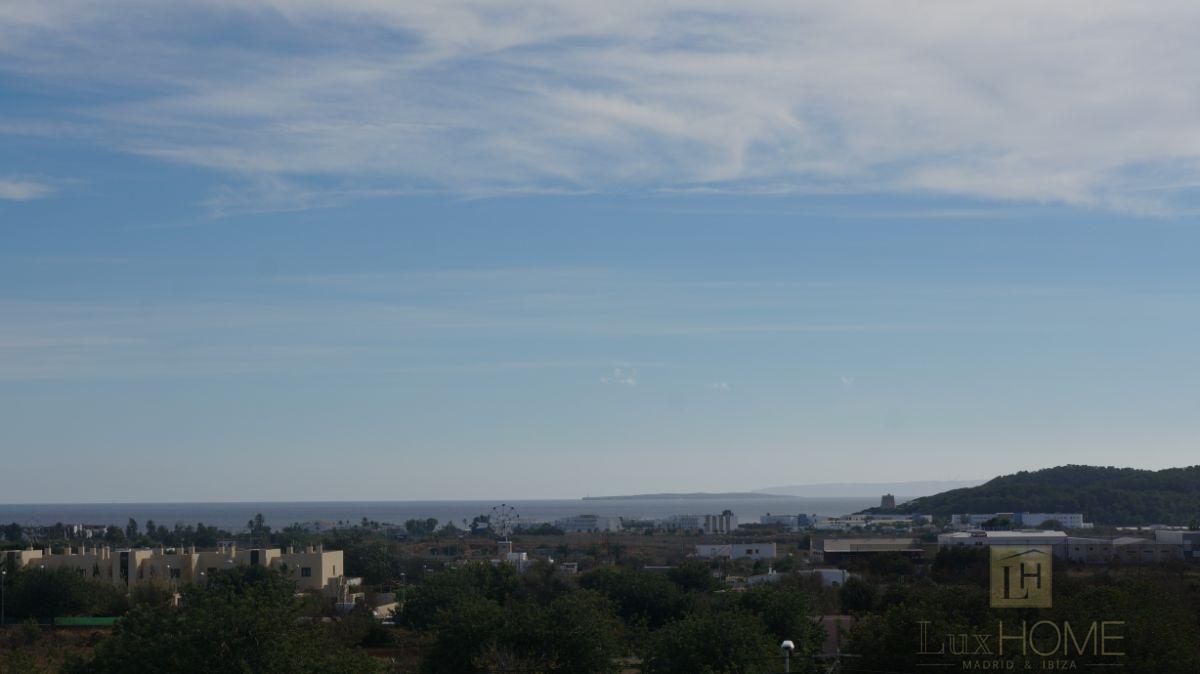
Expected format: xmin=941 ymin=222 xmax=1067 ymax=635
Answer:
xmin=489 ymin=503 xmax=519 ymax=539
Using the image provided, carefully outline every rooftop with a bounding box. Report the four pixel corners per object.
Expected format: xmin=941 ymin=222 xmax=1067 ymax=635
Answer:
xmin=817 ymin=538 xmax=921 ymax=552
xmin=941 ymin=530 xmax=1067 ymax=539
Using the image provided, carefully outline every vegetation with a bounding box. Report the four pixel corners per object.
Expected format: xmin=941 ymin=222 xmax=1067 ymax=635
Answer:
xmin=60 ymin=567 xmax=381 ymax=674
xmin=1 ymin=569 xmax=130 ymax=621
xmin=6 ymin=500 xmax=1200 ymax=672
xmin=890 ymin=465 xmax=1200 ymax=525
xmin=845 ymin=571 xmax=1200 ymax=673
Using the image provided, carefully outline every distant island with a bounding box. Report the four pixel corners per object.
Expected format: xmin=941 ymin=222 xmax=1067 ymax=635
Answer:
xmin=882 ymin=464 xmax=1200 ymax=526
xmin=583 ymin=492 xmax=786 ymax=501
xmin=756 ymin=479 xmax=983 ymax=498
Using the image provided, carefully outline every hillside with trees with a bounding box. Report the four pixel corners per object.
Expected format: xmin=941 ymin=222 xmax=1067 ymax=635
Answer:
xmin=888 ymin=465 xmax=1200 ymax=525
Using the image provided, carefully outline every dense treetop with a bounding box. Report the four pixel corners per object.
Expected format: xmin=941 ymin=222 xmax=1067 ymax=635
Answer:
xmin=889 ymin=465 xmax=1200 ymax=525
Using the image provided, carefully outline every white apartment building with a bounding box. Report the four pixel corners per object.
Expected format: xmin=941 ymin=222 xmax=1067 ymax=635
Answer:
xmin=669 ymin=511 xmax=737 ymax=534
xmin=949 ymin=512 xmax=1092 ymax=530
xmin=1020 ymin=513 xmax=1092 ymax=529
xmin=760 ymin=514 xmax=808 ymax=531
xmin=938 ymin=530 xmax=1069 ymax=556
xmin=703 ymin=511 xmax=738 ymax=534
xmin=695 ymin=542 xmax=777 ymax=560
xmin=555 ymin=514 xmax=621 ymax=533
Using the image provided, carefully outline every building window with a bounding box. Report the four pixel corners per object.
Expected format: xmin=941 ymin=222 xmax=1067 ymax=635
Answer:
xmin=301 ymin=567 xmax=312 ymax=578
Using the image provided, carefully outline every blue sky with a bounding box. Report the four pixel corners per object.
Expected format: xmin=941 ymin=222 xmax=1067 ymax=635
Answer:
xmin=3 ymin=2 xmax=1200 ymax=501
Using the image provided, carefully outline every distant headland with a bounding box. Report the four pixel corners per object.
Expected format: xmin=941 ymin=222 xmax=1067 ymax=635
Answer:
xmin=582 ymin=492 xmax=787 ymax=501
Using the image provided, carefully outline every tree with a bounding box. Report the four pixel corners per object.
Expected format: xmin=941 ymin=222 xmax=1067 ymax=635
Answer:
xmin=838 ymin=576 xmax=877 ymax=613
xmin=642 ymin=609 xmax=778 ymax=674
xmin=865 ymin=551 xmax=915 ymax=577
xmin=63 ymin=566 xmax=381 ymax=674
xmin=666 ymin=562 xmax=720 ymax=593
xmin=342 ymin=540 xmax=399 ymax=586
xmin=124 ymin=518 xmax=139 ymax=540
xmin=503 ymin=590 xmax=622 ymax=673
xmin=401 ymin=563 xmax=519 ymax=630
xmin=469 ymin=514 xmax=490 ymax=533
xmin=404 ymin=518 xmax=439 ymax=537
xmin=4 ymin=568 xmax=129 ymax=621
xmin=740 ymin=583 xmax=824 ymax=652
xmin=516 ymin=560 xmax=573 ymax=605
xmin=579 ymin=566 xmax=689 ymax=630
xmin=419 ymin=589 xmax=622 ymax=674
xmin=247 ymin=513 xmax=271 ymax=540
xmin=931 ymin=546 xmax=988 ymax=585
xmin=418 ymin=595 xmax=504 ymax=674
xmin=893 ymin=465 xmax=1200 ymax=526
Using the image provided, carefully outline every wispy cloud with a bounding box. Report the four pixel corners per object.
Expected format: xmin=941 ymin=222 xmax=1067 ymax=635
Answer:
xmin=600 ymin=367 xmax=638 ymax=387
xmin=0 ymin=267 xmax=1164 ymax=381
xmin=708 ymin=381 xmax=731 ymax=392
xmin=4 ymin=2 xmax=1200 ymax=211
xmin=0 ymin=177 xmax=54 ymax=201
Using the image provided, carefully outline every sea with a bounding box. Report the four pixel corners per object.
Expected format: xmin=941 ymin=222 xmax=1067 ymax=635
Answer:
xmin=0 ymin=496 xmax=882 ymax=531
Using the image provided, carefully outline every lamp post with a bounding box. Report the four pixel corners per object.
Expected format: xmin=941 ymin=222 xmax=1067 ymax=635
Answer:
xmin=780 ymin=640 xmax=795 ymax=673
xmin=2 ymin=569 xmax=7 ymax=628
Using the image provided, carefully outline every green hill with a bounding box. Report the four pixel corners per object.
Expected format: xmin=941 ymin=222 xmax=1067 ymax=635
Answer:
xmin=888 ymin=465 xmax=1200 ymax=526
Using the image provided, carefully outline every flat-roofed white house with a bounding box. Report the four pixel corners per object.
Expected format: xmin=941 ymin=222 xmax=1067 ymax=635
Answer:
xmin=937 ymin=530 xmax=1069 ymax=556
xmin=695 ymin=543 xmax=777 ymax=560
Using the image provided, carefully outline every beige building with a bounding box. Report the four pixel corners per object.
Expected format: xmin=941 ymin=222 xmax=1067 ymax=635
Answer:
xmin=4 ymin=543 xmax=346 ymax=593
xmin=811 ymin=537 xmax=925 ymax=564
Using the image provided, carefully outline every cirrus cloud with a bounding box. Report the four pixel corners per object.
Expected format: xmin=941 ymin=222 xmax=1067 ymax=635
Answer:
xmin=0 ymin=177 xmax=54 ymax=201
xmin=3 ymin=1 xmax=1200 ymax=211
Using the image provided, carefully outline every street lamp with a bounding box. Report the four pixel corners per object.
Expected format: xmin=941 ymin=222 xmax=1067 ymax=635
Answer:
xmin=1 ymin=569 xmax=7 ymax=628
xmin=780 ymin=640 xmax=795 ymax=673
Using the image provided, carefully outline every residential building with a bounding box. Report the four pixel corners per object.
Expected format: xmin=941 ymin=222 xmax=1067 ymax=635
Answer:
xmin=490 ymin=540 xmax=533 ymax=571
xmin=759 ymin=513 xmax=810 ymax=531
xmin=704 ymin=510 xmax=738 ymax=534
xmin=813 ymin=514 xmax=929 ymax=531
xmin=1064 ymin=536 xmax=1184 ymax=565
xmin=1019 ymin=513 xmax=1092 ymax=529
xmin=694 ymin=542 xmax=777 ymax=560
xmin=3 ymin=544 xmax=347 ymax=594
xmin=670 ymin=514 xmax=704 ymax=531
xmin=1153 ymin=529 xmax=1200 ymax=560
xmin=669 ymin=510 xmax=738 ymax=534
xmin=554 ymin=514 xmax=620 ymax=533
xmin=937 ymin=530 xmax=1070 ymax=556
xmin=949 ymin=512 xmax=1092 ymax=530
xmin=810 ymin=538 xmax=924 ymax=564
